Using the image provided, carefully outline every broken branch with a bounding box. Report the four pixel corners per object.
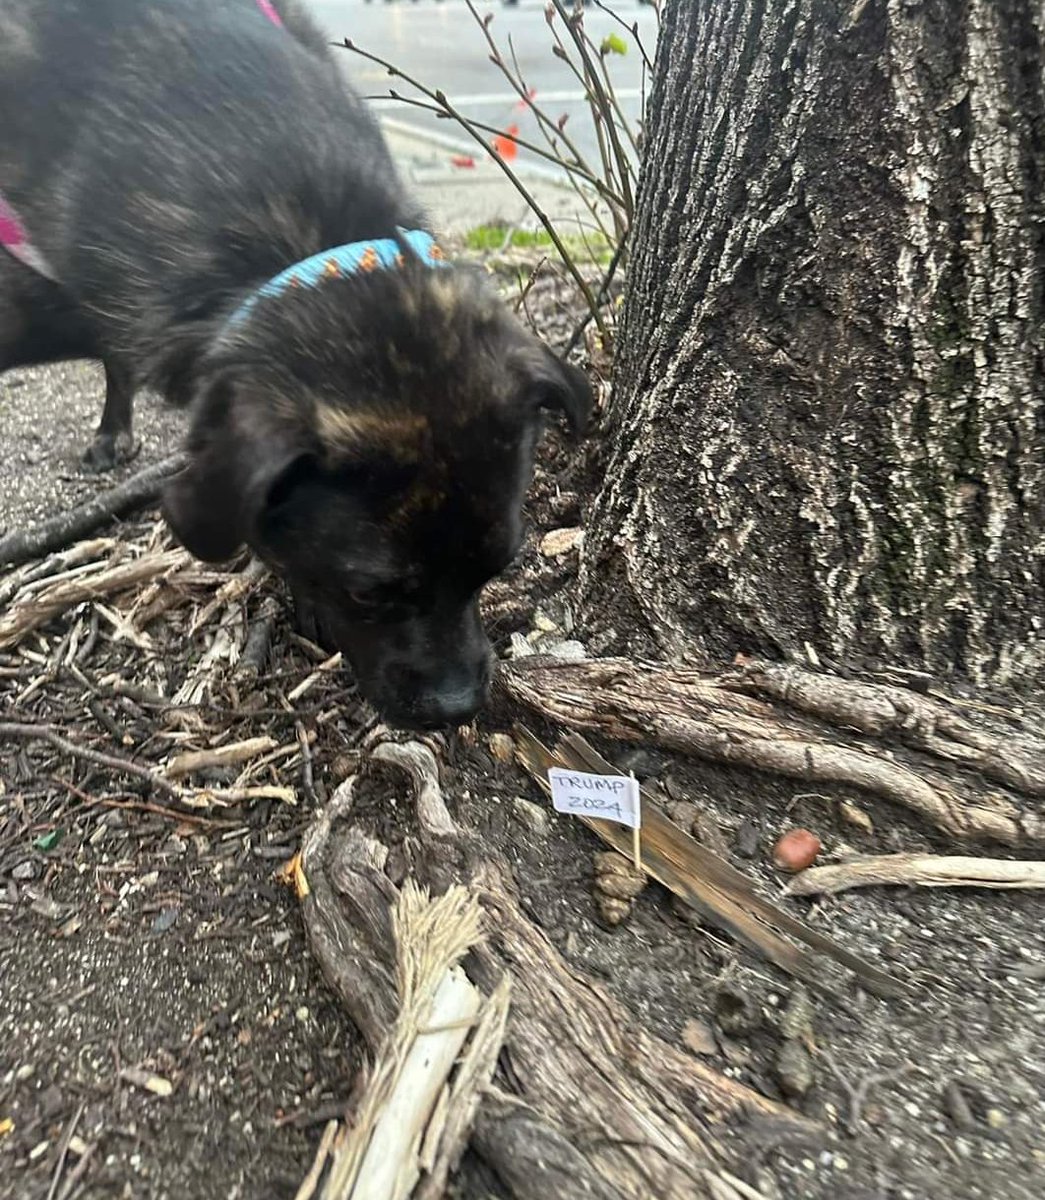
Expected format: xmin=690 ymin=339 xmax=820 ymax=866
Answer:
xmin=786 ymin=854 xmax=1045 ymax=896
xmin=0 ymin=453 xmax=186 ymax=567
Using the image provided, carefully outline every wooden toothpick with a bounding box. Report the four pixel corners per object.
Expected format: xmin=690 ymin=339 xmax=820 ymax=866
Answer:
xmin=630 ymin=772 xmax=642 ymax=872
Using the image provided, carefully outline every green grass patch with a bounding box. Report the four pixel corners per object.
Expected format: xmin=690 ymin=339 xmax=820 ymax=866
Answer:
xmin=464 ymin=223 xmax=613 ymax=264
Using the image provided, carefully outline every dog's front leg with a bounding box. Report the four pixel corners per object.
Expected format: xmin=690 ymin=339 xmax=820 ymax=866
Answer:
xmin=83 ymin=359 xmax=138 ymax=471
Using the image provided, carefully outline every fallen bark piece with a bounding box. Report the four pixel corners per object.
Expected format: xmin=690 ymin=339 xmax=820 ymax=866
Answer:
xmin=515 ymin=726 xmax=913 ymax=1001
xmin=0 ymin=452 xmax=186 ymax=568
xmin=299 ymin=739 xmax=814 ymax=1200
xmin=539 ymin=527 xmax=584 ymax=557
xmin=786 ymin=854 xmax=1045 ymax=896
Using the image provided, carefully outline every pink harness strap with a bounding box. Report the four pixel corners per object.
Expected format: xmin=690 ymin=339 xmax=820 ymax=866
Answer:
xmin=1 ymin=0 xmax=285 ymax=282
xmin=256 ymin=0 xmax=284 ymax=28
xmin=0 ymin=189 xmax=57 ymax=280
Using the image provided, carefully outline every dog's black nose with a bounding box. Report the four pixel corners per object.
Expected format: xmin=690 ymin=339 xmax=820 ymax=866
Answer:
xmin=408 ymin=685 xmax=486 ymax=730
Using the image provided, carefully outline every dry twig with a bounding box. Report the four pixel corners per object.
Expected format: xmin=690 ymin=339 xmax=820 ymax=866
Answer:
xmin=0 ymin=453 xmax=185 ymax=567
xmin=786 ymin=854 xmax=1045 ymax=896
xmin=0 ymin=550 xmax=190 ymax=650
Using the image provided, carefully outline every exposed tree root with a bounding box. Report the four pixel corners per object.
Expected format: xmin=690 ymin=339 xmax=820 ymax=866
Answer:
xmin=499 ymin=658 xmax=1045 ymax=848
xmin=731 ymin=661 xmax=1045 ymax=797
xmin=299 ymin=740 xmax=816 ymax=1200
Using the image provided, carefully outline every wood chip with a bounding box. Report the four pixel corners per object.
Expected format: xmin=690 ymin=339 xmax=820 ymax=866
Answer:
xmin=119 ymin=1068 xmax=173 ymax=1097
xmin=539 ymin=527 xmax=584 ymax=557
xmin=681 ymin=1019 xmax=717 ymax=1056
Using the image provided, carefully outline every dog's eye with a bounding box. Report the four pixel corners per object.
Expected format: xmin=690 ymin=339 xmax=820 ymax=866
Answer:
xmin=346 ymin=584 xmax=419 ymax=621
xmin=347 ymin=588 xmax=378 ymax=608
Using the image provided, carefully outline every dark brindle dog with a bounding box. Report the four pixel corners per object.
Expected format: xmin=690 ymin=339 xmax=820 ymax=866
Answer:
xmin=0 ymin=0 xmax=590 ymax=729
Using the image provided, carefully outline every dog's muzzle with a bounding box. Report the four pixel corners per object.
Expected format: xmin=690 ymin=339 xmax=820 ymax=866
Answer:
xmin=292 ymin=591 xmax=493 ymax=730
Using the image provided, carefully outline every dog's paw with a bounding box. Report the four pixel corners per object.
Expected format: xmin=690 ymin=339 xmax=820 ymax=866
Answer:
xmin=82 ymin=430 xmax=138 ymax=472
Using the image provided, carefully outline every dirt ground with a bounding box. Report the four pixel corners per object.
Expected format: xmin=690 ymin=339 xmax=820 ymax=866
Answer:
xmin=1 ymin=271 xmax=1043 ymax=1200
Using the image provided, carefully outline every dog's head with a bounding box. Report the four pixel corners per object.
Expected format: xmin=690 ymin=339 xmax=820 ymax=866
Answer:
xmin=163 ymin=263 xmax=590 ymax=728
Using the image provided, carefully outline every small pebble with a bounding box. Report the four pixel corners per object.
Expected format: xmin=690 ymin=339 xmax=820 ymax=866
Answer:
xmin=544 ymin=639 xmax=587 ymax=661
xmin=666 ymin=799 xmax=700 ymax=831
xmin=532 ymin=609 xmax=558 ymax=633
xmin=488 ymin=733 xmax=515 ymax=763
xmin=681 ymin=1019 xmax=717 ymax=1057
xmin=780 ymin=985 xmax=815 ymax=1042
xmin=734 ymin=818 xmax=761 ymax=859
xmin=150 ymin=907 xmax=178 ymax=934
xmin=692 ymin=812 xmax=731 ymax=858
xmin=776 ymin=1038 xmax=814 ymax=1098
xmin=942 ymin=1080 xmax=975 ymax=1131
xmin=512 ymin=797 xmax=549 ymax=836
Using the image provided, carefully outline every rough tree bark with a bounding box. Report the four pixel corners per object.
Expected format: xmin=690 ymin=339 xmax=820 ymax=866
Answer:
xmin=581 ymin=0 xmax=1044 ymax=690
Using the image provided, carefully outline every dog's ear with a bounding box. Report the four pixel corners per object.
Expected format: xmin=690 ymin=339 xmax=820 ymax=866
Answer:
xmin=162 ymin=376 xmax=312 ymax=561
xmin=517 ymin=344 xmax=593 ymax=436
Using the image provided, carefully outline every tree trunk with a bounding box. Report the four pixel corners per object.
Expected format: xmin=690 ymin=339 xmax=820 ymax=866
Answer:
xmin=581 ymin=0 xmax=1044 ymax=690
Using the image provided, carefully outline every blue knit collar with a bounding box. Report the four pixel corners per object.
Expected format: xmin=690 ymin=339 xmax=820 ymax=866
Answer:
xmin=226 ymin=226 xmax=448 ymax=327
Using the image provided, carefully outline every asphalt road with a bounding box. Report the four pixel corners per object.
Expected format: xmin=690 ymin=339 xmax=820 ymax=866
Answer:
xmin=313 ymin=0 xmax=659 ymax=179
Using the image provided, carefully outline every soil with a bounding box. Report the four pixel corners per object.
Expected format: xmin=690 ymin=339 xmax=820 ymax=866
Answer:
xmin=2 ymin=266 xmax=1043 ymax=1200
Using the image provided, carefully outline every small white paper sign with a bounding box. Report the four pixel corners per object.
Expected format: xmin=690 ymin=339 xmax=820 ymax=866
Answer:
xmin=548 ymin=768 xmax=641 ymax=829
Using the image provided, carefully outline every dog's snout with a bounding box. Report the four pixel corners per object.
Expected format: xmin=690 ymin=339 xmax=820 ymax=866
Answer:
xmin=297 ymin=595 xmax=494 ymax=729
xmin=411 ymin=689 xmax=485 ymax=730
xmin=393 ymin=656 xmax=492 ymax=730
